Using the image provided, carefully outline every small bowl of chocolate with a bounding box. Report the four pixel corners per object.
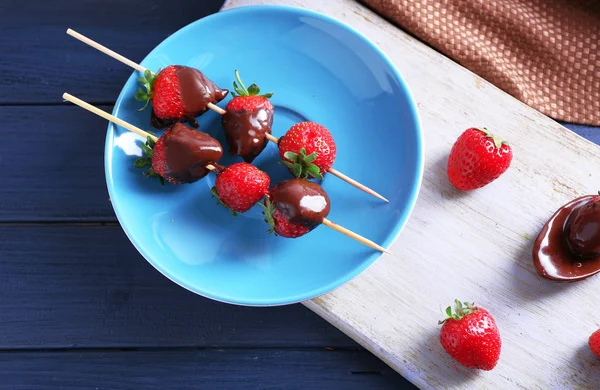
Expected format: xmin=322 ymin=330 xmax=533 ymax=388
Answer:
xmin=533 ymin=193 xmax=600 ymax=281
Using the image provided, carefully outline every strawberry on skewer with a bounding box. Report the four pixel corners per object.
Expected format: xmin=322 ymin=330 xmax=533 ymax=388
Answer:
xmin=211 ymin=162 xmax=271 ymax=215
xmin=278 ymin=122 xmax=336 ymax=180
xmin=135 ymin=66 xmax=228 ymax=129
xmin=134 ymin=122 xmax=224 ymax=185
xmin=261 ymin=178 xmax=391 ymax=253
xmin=221 ymin=70 xmax=274 ymax=163
xmin=66 ymin=29 xmax=389 ymax=202
xmin=62 ymin=93 xmax=222 ymax=185
xmin=66 ymin=29 xmax=228 ymax=126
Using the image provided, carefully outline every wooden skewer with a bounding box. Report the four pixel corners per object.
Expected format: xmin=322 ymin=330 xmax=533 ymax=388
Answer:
xmin=265 ymin=134 xmax=388 ymax=202
xmin=66 ymin=29 xmax=388 ymax=202
xmin=322 ymin=219 xmax=391 ymax=254
xmin=63 ymin=92 xmax=387 ymax=253
xmin=66 ymin=29 xmax=224 ymax=115
xmin=62 ymin=93 xmax=216 ymax=171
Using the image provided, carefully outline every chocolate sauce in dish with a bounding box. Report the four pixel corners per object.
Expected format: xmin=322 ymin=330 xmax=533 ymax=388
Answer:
xmin=153 ymin=123 xmax=223 ymax=183
xmin=270 ymin=179 xmax=331 ymax=231
xmin=532 ymin=195 xmax=600 ymax=281
xmin=221 ymin=102 xmax=274 ymax=162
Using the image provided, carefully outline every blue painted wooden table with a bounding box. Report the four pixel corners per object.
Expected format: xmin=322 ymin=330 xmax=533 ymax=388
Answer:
xmin=2 ymin=0 xmax=598 ymax=388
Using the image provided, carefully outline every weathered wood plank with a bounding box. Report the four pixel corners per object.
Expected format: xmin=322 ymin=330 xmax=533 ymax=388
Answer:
xmin=1 ymin=0 xmax=224 ymax=103
xmin=221 ymin=1 xmax=600 ymax=389
xmin=0 ymin=106 xmax=115 ymax=221
xmin=0 ymin=349 xmax=411 ymax=389
xmin=0 ymin=226 xmax=355 ymax=349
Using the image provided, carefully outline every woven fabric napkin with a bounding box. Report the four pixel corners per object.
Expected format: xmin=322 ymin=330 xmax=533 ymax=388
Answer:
xmin=360 ymin=0 xmax=600 ymax=126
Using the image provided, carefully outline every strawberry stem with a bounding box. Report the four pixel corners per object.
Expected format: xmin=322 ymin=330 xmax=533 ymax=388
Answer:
xmin=260 ymin=197 xmax=277 ymax=235
xmin=231 ymin=70 xmax=273 ymax=98
xmin=438 ymin=299 xmax=477 ymax=324
xmin=479 ymin=127 xmax=508 ymax=150
xmin=134 ymin=69 xmax=157 ymax=111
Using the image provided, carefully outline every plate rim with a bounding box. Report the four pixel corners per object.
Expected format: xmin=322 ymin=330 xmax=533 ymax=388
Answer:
xmin=104 ymin=4 xmax=424 ymax=306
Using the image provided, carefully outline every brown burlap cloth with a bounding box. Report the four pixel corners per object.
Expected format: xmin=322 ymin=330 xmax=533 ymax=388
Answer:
xmin=360 ymin=0 xmax=600 ymax=126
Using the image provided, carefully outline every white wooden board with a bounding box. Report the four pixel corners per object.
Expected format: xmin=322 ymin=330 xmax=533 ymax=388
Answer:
xmin=223 ymin=1 xmax=600 ymax=388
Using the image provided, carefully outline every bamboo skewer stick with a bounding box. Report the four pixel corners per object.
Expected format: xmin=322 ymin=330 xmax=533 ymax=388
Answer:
xmin=62 ymin=93 xmax=388 ymax=253
xmin=66 ymin=29 xmax=388 ymax=202
xmin=66 ymin=29 xmax=224 ymax=115
xmin=62 ymin=93 xmax=216 ymax=171
xmin=322 ymin=219 xmax=391 ymax=254
xmin=265 ymin=135 xmax=387 ymax=202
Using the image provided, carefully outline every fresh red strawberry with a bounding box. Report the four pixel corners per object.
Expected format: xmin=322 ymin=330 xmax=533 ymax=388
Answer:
xmin=261 ymin=179 xmax=331 ymax=238
xmin=589 ymin=329 xmax=600 ymax=358
xmin=278 ymin=122 xmax=337 ymax=179
xmin=133 ymin=123 xmax=223 ymax=185
xmin=135 ymin=66 xmax=228 ymax=128
xmin=439 ymin=300 xmax=502 ymax=371
xmin=211 ymin=162 xmax=270 ymax=214
xmin=222 ymin=70 xmax=274 ymax=163
xmin=447 ymin=127 xmax=512 ymax=191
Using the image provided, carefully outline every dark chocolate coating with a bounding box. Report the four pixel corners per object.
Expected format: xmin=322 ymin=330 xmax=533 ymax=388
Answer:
xmin=532 ymin=195 xmax=600 ymax=281
xmin=221 ymin=103 xmax=273 ymax=163
xmin=154 ymin=123 xmax=223 ymax=183
xmin=270 ymin=179 xmax=330 ymax=231
xmin=151 ymin=66 xmax=228 ymax=129
xmin=565 ymin=199 xmax=600 ymax=257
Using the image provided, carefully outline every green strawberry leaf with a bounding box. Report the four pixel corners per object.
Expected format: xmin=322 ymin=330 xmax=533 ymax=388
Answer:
xmin=134 ymin=157 xmax=151 ymax=168
xmin=230 ymin=70 xmax=274 ymax=99
xmin=306 ymin=164 xmax=323 ymax=179
xmin=438 ymin=299 xmax=478 ymax=324
xmin=146 ymin=135 xmax=156 ymax=149
xmin=292 ymin=163 xmax=303 ymax=178
xmin=260 ymin=198 xmax=277 ymax=235
xmin=304 ymin=152 xmax=318 ymax=164
xmin=247 ymin=83 xmax=260 ymax=95
xmin=135 ymin=69 xmax=156 ymax=111
xmin=281 ymin=148 xmax=324 ymax=179
xmin=283 ymin=151 xmax=299 ymax=163
xmin=141 ymin=143 xmax=153 ymax=158
xmin=210 ymin=186 xmax=237 ymax=216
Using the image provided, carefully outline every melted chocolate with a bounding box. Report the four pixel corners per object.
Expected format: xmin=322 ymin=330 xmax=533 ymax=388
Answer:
xmin=565 ymin=200 xmax=600 ymax=257
xmin=221 ymin=102 xmax=273 ymax=162
xmin=151 ymin=66 xmax=228 ymax=129
xmin=270 ymin=179 xmax=330 ymax=231
xmin=532 ymin=195 xmax=600 ymax=281
xmin=153 ymin=123 xmax=223 ymax=183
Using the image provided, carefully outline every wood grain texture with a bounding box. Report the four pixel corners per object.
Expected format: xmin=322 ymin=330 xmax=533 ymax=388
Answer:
xmin=0 ymin=106 xmax=115 ymax=222
xmin=221 ymin=1 xmax=600 ymax=389
xmin=0 ymin=349 xmax=402 ymax=389
xmin=2 ymin=0 xmax=224 ymax=104
xmin=0 ymin=226 xmax=360 ymax=349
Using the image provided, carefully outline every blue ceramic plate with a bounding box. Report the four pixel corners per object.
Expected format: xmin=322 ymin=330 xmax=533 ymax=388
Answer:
xmin=106 ymin=5 xmax=423 ymax=306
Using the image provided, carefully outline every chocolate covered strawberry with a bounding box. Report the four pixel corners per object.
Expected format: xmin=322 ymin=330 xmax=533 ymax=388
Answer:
xmin=447 ymin=127 xmax=512 ymax=191
xmin=278 ymin=122 xmax=337 ymax=179
xmin=211 ymin=162 xmax=270 ymax=215
xmin=134 ymin=122 xmax=223 ymax=184
xmin=262 ymin=179 xmax=331 ymax=238
xmin=439 ymin=300 xmax=502 ymax=371
xmin=221 ymin=70 xmax=274 ymax=163
xmin=135 ymin=66 xmax=228 ymax=129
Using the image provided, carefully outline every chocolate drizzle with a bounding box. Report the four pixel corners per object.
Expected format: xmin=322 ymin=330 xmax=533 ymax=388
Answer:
xmin=270 ymin=179 xmax=330 ymax=231
xmin=532 ymin=195 xmax=600 ymax=281
xmin=221 ymin=102 xmax=273 ymax=162
xmin=153 ymin=123 xmax=223 ymax=183
xmin=151 ymin=66 xmax=228 ymax=129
